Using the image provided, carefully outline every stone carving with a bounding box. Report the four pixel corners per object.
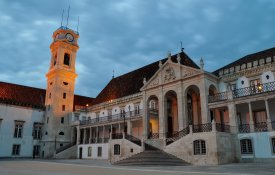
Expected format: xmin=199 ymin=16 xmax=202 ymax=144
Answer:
xmin=149 ymin=78 xmax=159 ymax=88
xmin=164 ymin=67 xmax=176 ymax=82
xmin=182 ymin=69 xmax=198 ymax=78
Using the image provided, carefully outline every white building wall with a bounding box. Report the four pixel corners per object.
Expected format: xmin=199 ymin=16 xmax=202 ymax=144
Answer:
xmin=0 ymin=104 xmax=44 ymax=157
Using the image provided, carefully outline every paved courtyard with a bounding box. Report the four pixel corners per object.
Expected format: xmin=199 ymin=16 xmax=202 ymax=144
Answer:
xmin=0 ymin=159 xmax=275 ymax=175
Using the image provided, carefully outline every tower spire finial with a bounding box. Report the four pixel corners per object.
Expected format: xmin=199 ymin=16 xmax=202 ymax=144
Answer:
xmin=66 ymin=4 xmax=70 ymax=27
xmin=77 ymin=16 xmax=79 ymax=33
xmin=112 ymin=70 xmax=115 ymax=79
xmin=180 ymin=41 xmax=184 ymax=52
xmin=60 ymin=9 xmax=64 ymax=27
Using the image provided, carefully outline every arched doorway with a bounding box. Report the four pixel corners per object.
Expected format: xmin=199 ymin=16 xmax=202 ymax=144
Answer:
xmin=72 ymin=127 xmax=77 ymax=143
xmin=165 ymin=91 xmax=178 ymax=137
xmin=147 ymin=96 xmax=159 ymax=139
xmin=186 ymin=85 xmax=201 ymax=125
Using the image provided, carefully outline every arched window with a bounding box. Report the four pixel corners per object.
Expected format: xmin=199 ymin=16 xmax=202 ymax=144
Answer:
xmin=193 ymin=140 xmax=206 ymax=155
xmin=114 ymin=144 xmax=120 ymax=155
xmin=59 ymin=131 xmax=64 ymax=136
xmin=240 ymin=139 xmax=253 ymax=154
xmin=64 ymin=53 xmax=70 ymax=66
xmin=149 ymin=100 xmax=157 ymax=110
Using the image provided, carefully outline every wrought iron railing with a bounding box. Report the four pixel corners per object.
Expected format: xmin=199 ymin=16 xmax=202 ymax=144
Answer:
xmin=166 ymin=126 xmax=190 ymax=145
xmin=254 ymin=122 xmax=268 ymax=132
xmin=193 ymin=123 xmax=212 ymax=133
xmin=239 ymin=124 xmax=250 ymax=133
xmin=208 ymin=92 xmax=228 ymax=103
xmin=149 ymin=109 xmax=159 ymax=116
xmin=103 ymin=137 xmax=109 ymax=143
xmin=56 ymin=141 xmax=76 ymax=154
xmin=125 ymin=134 xmax=142 ymax=146
xmin=84 ymin=139 xmax=89 ymax=144
xmin=233 ymin=81 xmax=275 ymax=98
xmin=80 ymin=109 xmax=143 ymax=125
xmin=112 ymin=133 xmax=123 ymax=139
xmin=216 ymin=123 xmax=230 ymax=133
xmin=148 ymin=132 xmax=159 ymax=139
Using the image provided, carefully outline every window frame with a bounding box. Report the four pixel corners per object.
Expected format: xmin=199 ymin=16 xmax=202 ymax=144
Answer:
xmin=193 ymin=140 xmax=206 ymax=155
xmin=33 ymin=123 xmax=43 ymax=140
xmin=97 ymin=147 xmax=102 ymax=157
xmin=114 ymin=144 xmax=120 ymax=155
xmin=63 ymin=53 xmax=70 ymax=66
xmin=14 ymin=121 xmax=24 ymax=138
xmin=240 ymin=139 xmax=253 ymax=155
xmin=88 ymin=147 xmax=92 ymax=157
xmin=12 ymin=144 xmax=21 ymax=155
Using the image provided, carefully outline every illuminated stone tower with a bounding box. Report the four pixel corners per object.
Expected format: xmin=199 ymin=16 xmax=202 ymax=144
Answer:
xmin=42 ymin=26 xmax=79 ymax=158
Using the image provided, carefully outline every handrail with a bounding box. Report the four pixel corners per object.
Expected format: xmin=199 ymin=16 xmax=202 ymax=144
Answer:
xmin=208 ymin=92 xmax=228 ymax=103
xmin=56 ymin=141 xmax=76 ymax=154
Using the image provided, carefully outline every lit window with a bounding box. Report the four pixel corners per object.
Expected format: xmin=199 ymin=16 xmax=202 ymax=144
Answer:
xmin=12 ymin=144 xmax=21 ymax=155
xmin=14 ymin=121 xmax=24 ymax=138
xmin=240 ymin=139 xmax=253 ymax=154
xmin=114 ymin=144 xmax=120 ymax=155
xmin=88 ymin=147 xmax=92 ymax=157
xmin=33 ymin=123 xmax=43 ymax=140
xmin=193 ymin=140 xmax=206 ymax=155
xmin=98 ymin=147 xmax=102 ymax=157
xmin=64 ymin=53 xmax=70 ymax=65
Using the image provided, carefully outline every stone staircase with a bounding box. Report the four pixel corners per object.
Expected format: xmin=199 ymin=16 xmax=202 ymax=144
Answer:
xmin=114 ymin=149 xmax=188 ymax=166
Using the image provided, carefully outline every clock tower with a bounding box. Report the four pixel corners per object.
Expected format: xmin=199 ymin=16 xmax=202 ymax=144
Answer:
xmin=42 ymin=26 xmax=79 ymax=158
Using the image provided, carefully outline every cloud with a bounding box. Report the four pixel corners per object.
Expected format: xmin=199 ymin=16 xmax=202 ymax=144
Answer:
xmin=0 ymin=0 xmax=275 ymax=98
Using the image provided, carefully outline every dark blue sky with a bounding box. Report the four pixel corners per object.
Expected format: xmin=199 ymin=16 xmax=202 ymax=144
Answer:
xmin=0 ymin=0 xmax=275 ymax=97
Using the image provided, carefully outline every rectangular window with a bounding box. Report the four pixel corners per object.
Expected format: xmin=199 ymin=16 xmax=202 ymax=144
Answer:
xmin=82 ymin=116 xmax=86 ymax=121
xmin=14 ymin=121 xmax=24 ymax=138
xmin=47 ymin=117 xmax=49 ymax=124
xmin=64 ymin=53 xmax=70 ymax=65
xmin=240 ymin=139 xmax=253 ymax=154
xmin=135 ymin=105 xmax=140 ymax=115
xmin=250 ymin=79 xmax=260 ymax=86
xmin=12 ymin=144 xmax=21 ymax=155
xmin=33 ymin=123 xmax=43 ymax=140
xmin=88 ymin=147 xmax=92 ymax=157
xmin=63 ymin=93 xmax=66 ymax=99
xmin=97 ymin=147 xmax=102 ymax=157
xmin=61 ymin=117 xmax=64 ymax=124
xmin=194 ymin=140 xmax=206 ymax=155
xmin=33 ymin=145 xmax=40 ymax=156
xmin=62 ymin=105 xmax=65 ymax=111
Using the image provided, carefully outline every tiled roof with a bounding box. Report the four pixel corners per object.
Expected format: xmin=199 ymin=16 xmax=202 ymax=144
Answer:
xmin=93 ymin=51 xmax=199 ymax=104
xmin=0 ymin=81 xmax=94 ymax=110
xmin=213 ymin=47 xmax=275 ymax=76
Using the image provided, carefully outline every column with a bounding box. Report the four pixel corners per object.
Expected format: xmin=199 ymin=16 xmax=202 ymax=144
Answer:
xmin=177 ymin=85 xmax=184 ymax=130
xmin=248 ymin=102 xmax=254 ymax=132
xmin=96 ymin=126 xmax=99 ymax=143
xmin=102 ymin=125 xmax=105 ymax=143
xmin=200 ymin=83 xmax=210 ymax=124
xmin=83 ymin=128 xmax=86 ymax=144
xmin=127 ymin=120 xmax=132 ymax=135
xmin=89 ymin=127 xmax=92 ymax=143
xmin=76 ymin=126 xmax=80 ymax=145
xmin=228 ymin=103 xmax=238 ymax=133
xmin=118 ymin=123 xmax=121 ymax=133
xmin=159 ymin=88 xmax=166 ymax=139
xmin=265 ymin=99 xmax=272 ymax=131
xmin=183 ymin=95 xmax=188 ymax=127
xmin=142 ymin=91 xmax=148 ymax=141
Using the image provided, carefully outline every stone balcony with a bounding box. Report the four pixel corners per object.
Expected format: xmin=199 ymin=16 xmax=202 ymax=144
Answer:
xmin=208 ymin=81 xmax=275 ymax=103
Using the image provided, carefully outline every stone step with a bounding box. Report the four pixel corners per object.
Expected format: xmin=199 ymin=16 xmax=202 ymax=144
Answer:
xmin=114 ymin=150 xmax=188 ymax=166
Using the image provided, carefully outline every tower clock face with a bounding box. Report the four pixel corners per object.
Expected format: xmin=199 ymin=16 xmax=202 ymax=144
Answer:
xmin=65 ymin=33 xmax=74 ymax=42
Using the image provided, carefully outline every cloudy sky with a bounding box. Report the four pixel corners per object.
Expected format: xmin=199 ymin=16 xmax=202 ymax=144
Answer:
xmin=0 ymin=0 xmax=275 ymax=97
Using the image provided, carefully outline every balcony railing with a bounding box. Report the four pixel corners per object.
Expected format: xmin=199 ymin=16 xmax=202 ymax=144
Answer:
xmin=193 ymin=123 xmax=212 ymax=133
xmin=166 ymin=126 xmax=190 ymax=145
xmin=239 ymin=124 xmax=250 ymax=133
xmin=254 ymin=122 xmax=268 ymax=132
xmin=208 ymin=81 xmax=275 ymax=103
xmin=112 ymin=133 xmax=123 ymax=139
xmin=233 ymin=81 xmax=275 ymax=98
xmin=208 ymin=92 xmax=228 ymax=103
xmin=216 ymin=123 xmax=230 ymax=133
xmin=80 ymin=109 xmax=143 ymax=125
xmin=148 ymin=132 xmax=159 ymax=139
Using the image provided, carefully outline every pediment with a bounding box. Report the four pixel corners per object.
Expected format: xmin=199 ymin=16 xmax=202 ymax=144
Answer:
xmin=141 ymin=61 xmax=203 ymax=90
